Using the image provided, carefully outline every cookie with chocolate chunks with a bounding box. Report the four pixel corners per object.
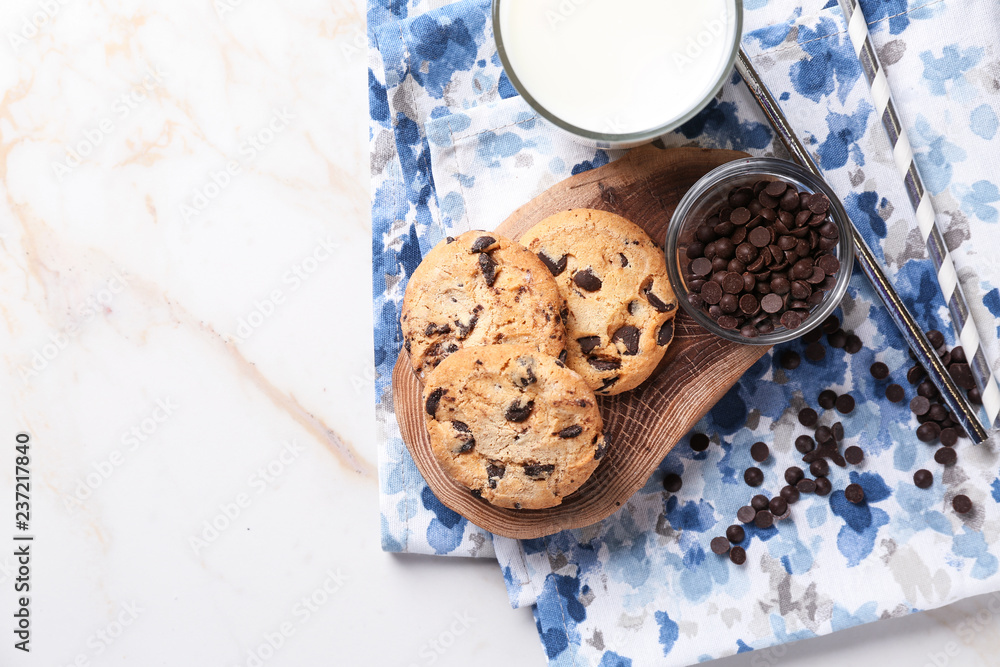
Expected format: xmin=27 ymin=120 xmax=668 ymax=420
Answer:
xmin=422 ymin=344 xmax=604 ymax=510
xmin=520 ymin=209 xmax=677 ymax=395
xmin=402 ymin=231 xmax=567 ymax=379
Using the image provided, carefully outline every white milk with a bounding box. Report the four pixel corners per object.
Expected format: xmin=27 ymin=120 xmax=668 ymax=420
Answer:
xmin=498 ymin=0 xmax=737 ymax=135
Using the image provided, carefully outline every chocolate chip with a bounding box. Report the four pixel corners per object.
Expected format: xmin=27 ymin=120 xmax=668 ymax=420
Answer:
xmin=870 ymin=362 xmax=889 ymax=380
xmin=611 ymin=325 xmax=641 ymax=356
xmin=821 ymin=315 xmax=840 ymax=334
xmin=446 ymin=236 xmax=455 ymax=244
xmin=836 ymin=394 xmax=855 ymax=414
xmin=557 ymin=425 xmax=583 ymax=439
xmin=840 ymin=482 xmax=863 ymax=504
xmin=917 ymin=422 xmax=941 ymax=442
xmin=795 ymin=435 xmax=815 ymax=454
xmin=690 ymin=433 xmax=710 ymax=452
xmin=749 ymin=494 xmax=769 ymax=511
xmin=810 ymin=459 xmax=829 ymax=478
xmin=761 ymin=293 xmax=783 ymax=313
xmin=523 ymin=463 xmax=555 ymax=479
xmin=597 ymin=376 xmax=620 ymax=392
xmin=798 ymin=408 xmax=818 ymax=427
xmin=619 ymin=253 xmax=629 ymax=268
xmin=657 ymin=321 xmax=674 ymax=346
xmin=781 ymin=485 xmax=801 ymax=504
xmin=755 ymin=510 xmax=774 ymax=529
xmin=737 ymin=506 xmax=756 ymax=523
xmin=645 ymin=289 xmax=674 ymax=313
xmin=765 ymin=180 xmax=788 ymax=197
xmin=796 ymin=478 xmax=816 ymax=494
xmin=589 ymin=358 xmax=622 ymax=373
xmin=577 ymin=336 xmax=601 ymax=354
xmin=827 ymin=329 xmax=847 ymax=348
xmin=940 ymin=428 xmax=958 ymax=447
xmin=486 ymin=463 xmax=506 ymax=487
xmin=969 ymin=387 xmax=983 ymax=404
xmin=744 ymin=467 xmax=764 ymax=487
xmin=769 ymin=497 xmax=788 ymax=516
xmin=784 ymin=466 xmax=804 ymax=485
xmin=538 ymin=251 xmax=567 ymax=276
xmin=818 ymin=389 xmax=838 ymax=410
xmin=934 ymin=447 xmax=957 ymax=466
xmin=730 ymin=546 xmax=747 ymax=565
xmin=425 ymin=388 xmax=445 ymax=417
xmin=573 ymin=268 xmax=602 ymax=292
xmin=927 ymin=403 xmax=947 ymax=422
xmin=701 ymin=281 xmax=723 ymax=305
xmin=910 ymin=396 xmax=931 ymax=416
xmin=845 ymin=446 xmax=864 ymax=465
xmin=479 ymin=252 xmax=498 ymax=286
xmin=953 ymin=494 xmax=973 ymax=514
xmin=780 ymin=350 xmax=801 ymax=370
xmin=557 ymin=349 xmax=568 ymax=365
xmin=750 ymin=441 xmax=770 ymax=462
xmin=691 ymin=257 xmax=713 ymax=276
xmin=663 ymin=473 xmax=683 ymax=492
xmin=726 ymin=524 xmax=745 ymax=543
xmin=505 ymin=400 xmax=534 ymax=422
xmin=805 ymin=342 xmax=826 ymax=362
xmin=815 ymin=425 xmax=833 ymax=444
xmin=886 ymin=384 xmax=905 ymax=403
xmin=832 ymin=421 xmax=845 ymax=441
xmin=424 ymin=322 xmax=452 ymax=336
xmin=470 ymin=235 xmax=497 ymax=253
xmin=711 ymin=536 xmax=731 ymax=554
xmin=907 ymin=365 xmax=926 ymax=384
xmin=913 ymin=469 xmax=933 ymax=488
xmin=927 ymin=330 xmax=945 ymax=348
xmin=814 ymin=477 xmax=832 ymax=496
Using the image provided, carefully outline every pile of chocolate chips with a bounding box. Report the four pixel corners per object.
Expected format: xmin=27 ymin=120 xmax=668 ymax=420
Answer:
xmin=682 ymin=179 xmax=841 ymax=338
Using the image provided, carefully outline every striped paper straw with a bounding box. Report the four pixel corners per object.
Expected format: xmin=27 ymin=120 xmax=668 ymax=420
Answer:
xmin=838 ymin=0 xmax=1000 ymax=428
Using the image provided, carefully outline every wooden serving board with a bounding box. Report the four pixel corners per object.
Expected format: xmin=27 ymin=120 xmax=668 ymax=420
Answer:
xmin=393 ymin=145 xmax=770 ymax=539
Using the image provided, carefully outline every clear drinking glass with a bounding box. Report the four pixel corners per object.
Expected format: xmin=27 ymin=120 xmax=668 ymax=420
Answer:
xmin=665 ymin=157 xmax=855 ymax=345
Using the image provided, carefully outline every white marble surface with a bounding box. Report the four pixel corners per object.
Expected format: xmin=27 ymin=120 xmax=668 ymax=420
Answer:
xmin=2 ymin=0 xmax=1000 ymax=665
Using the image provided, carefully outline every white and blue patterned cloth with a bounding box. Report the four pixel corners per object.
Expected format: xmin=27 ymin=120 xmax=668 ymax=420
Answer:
xmin=369 ymin=0 xmax=1000 ymax=663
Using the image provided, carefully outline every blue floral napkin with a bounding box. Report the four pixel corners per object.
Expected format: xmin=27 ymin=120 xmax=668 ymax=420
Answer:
xmin=370 ymin=0 xmax=1000 ymax=663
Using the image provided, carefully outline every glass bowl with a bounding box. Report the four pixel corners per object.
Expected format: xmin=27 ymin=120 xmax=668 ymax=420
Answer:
xmin=665 ymin=157 xmax=855 ymax=345
xmin=491 ymin=0 xmax=744 ymax=149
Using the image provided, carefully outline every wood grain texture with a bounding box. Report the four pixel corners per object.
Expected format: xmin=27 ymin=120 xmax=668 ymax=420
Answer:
xmin=393 ymin=145 xmax=770 ymax=539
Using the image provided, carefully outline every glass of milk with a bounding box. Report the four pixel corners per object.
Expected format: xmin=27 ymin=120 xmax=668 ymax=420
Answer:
xmin=494 ymin=0 xmax=743 ymax=149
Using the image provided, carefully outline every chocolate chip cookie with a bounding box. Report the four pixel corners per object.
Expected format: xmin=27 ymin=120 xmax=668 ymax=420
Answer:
xmin=519 ymin=209 xmax=677 ymax=395
xmin=402 ymin=231 xmax=567 ymax=380
xmin=423 ymin=344 xmax=605 ymax=510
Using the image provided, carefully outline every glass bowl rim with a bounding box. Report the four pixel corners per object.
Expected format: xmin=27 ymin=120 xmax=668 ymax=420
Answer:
xmin=665 ymin=156 xmax=856 ymax=346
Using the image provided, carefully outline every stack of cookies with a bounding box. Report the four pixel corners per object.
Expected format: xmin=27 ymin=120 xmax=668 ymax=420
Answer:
xmin=401 ymin=210 xmax=678 ymax=510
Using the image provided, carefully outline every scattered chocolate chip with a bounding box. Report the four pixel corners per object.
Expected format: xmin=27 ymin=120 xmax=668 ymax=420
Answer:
xmin=538 ymin=251 xmax=567 ymax=276
xmin=832 ymin=422 xmax=845 ymax=441
xmin=795 ymin=435 xmax=815 ymax=454
xmin=805 ymin=342 xmax=826 ymax=362
xmin=755 ymin=510 xmax=774 ymax=529
xmin=828 ymin=330 xmax=847 ymax=348
xmin=927 ymin=330 xmax=945 ymax=348
xmin=479 ymin=252 xmax=499 ymax=286
xmin=796 ymin=478 xmax=817 ymax=494
xmin=781 ymin=485 xmax=801 ymax=504
xmin=886 ymin=384 xmax=905 ymax=403
xmin=821 ymin=315 xmax=840 ymax=334
xmin=870 ymin=362 xmax=889 ymax=380
xmin=573 ymin=268 xmax=602 ymax=292
xmin=810 ymin=459 xmax=829 ymax=478
xmin=934 ymin=447 xmax=957 ymax=465
xmin=769 ymin=497 xmax=788 ymax=516
xmin=913 ymin=469 xmax=933 ymax=489
xmin=784 ymin=466 xmax=804 ymax=485
xmin=730 ymin=546 xmax=747 ymax=565
xmin=726 ymin=524 xmax=746 ymax=543
xmin=778 ymin=350 xmax=800 ymax=371
xmin=690 ymin=433 xmax=710 ymax=452
xmin=663 ymin=473 xmax=683 ymax=493
xmin=907 ymin=365 xmax=926 ymax=385
xmin=711 ymin=536 xmax=731 ymax=554
xmin=917 ymin=422 xmax=941 ymax=442
xmin=744 ymin=467 xmax=764 ymax=487
xmin=611 ymin=326 xmax=641 ymax=356
xmin=749 ymin=494 xmax=769 ymax=512
xmin=750 ymin=441 xmax=770 ymax=463
xmin=798 ymin=408 xmax=818 ymax=427
xmin=844 ymin=446 xmax=864 ymax=465
xmin=505 ymin=400 xmax=534 ymax=423
xmin=737 ymin=506 xmax=757 ymax=523
xmin=843 ymin=483 xmax=863 ymax=504
xmin=818 ymin=389 xmax=838 ymax=410
xmin=953 ymin=494 xmax=973 ymax=514
xmin=814 ymin=477 xmax=832 ymax=496
xmin=940 ymin=428 xmax=958 ymax=447
xmin=910 ymin=396 xmax=931 ymax=416
xmin=836 ymin=394 xmax=855 ymax=414
xmin=425 ymin=388 xmax=444 ymax=417
xmin=844 ymin=334 xmax=863 ymax=354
